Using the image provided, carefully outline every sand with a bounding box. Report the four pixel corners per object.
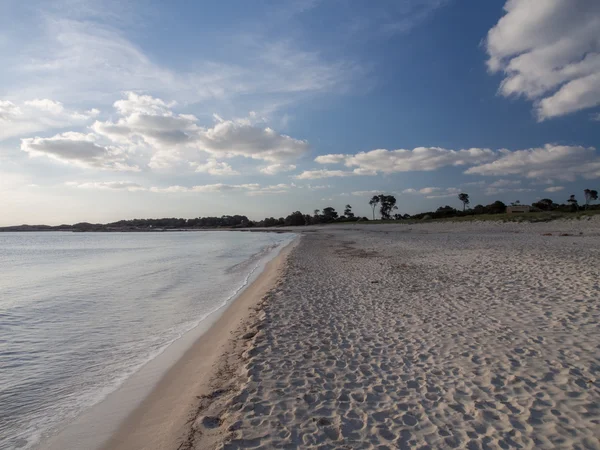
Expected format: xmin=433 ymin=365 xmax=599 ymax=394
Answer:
xmin=181 ymin=219 xmax=600 ymax=450
xmin=101 ymin=238 xmax=299 ymax=450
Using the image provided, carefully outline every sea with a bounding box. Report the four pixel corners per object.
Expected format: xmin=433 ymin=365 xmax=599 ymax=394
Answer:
xmin=0 ymin=231 xmax=295 ymax=450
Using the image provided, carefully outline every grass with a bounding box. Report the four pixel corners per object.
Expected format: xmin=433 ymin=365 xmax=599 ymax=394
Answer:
xmin=355 ymin=209 xmax=600 ymax=225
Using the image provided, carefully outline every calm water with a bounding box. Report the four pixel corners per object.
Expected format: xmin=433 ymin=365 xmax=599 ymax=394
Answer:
xmin=0 ymin=231 xmax=294 ymax=450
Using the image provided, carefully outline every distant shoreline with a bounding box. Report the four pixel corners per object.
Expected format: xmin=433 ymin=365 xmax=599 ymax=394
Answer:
xmin=0 ymin=226 xmax=291 ymax=233
xmin=3 ymin=209 xmax=600 ymax=233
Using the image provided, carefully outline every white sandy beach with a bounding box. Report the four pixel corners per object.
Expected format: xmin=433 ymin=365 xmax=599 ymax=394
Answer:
xmin=180 ymin=219 xmax=600 ymax=450
xmin=105 ymin=218 xmax=600 ymax=450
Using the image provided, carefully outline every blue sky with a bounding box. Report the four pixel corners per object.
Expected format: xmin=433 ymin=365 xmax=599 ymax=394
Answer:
xmin=1 ymin=0 xmax=599 ymax=225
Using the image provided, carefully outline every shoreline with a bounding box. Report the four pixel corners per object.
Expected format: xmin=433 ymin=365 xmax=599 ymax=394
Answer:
xmin=99 ymin=235 xmax=299 ymax=450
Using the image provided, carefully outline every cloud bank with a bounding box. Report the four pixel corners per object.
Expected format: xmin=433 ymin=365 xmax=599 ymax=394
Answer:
xmin=17 ymin=92 xmax=309 ymax=173
xmin=313 ymin=144 xmax=600 ymax=183
xmin=0 ymin=99 xmax=98 ymax=141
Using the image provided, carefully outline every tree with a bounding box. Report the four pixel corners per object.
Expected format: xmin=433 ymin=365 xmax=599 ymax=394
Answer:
xmin=378 ymin=195 xmax=398 ymax=219
xmin=322 ymin=207 xmax=338 ymax=222
xmin=458 ymin=193 xmax=470 ymax=211
xmin=369 ymin=196 xmax=379 ymax=220
xmin=510 ymin=200 xmax=521 ymax=206
xmin=344 ymin=204 xmax=354 ymax=218
xmin=284 ymin=211 xmax=305 ymax=226
xmin=584 ymin=189 xmax=598 ymax=208
xmin=532 ymin=198 xmax=556 ymax=211
xmin=567 ymin=194 xmax=578 ymax=211
xmin=435 ymin=205 xmax=458 ymax=218
xmin=473 ymin=204 xmax=486 ymax=215
xmin=487 ymin=200 xmax=506 ymax=214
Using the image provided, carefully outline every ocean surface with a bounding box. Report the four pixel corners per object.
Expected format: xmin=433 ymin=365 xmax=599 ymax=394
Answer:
xmin=0 ymin=231 xmax=295 ymax=450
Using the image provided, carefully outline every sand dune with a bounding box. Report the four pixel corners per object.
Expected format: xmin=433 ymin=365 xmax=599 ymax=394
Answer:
xmin=182 ymin=220 xmax=599 ymax=449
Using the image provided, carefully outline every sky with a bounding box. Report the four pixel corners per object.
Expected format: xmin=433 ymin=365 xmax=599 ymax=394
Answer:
xmin=1 ymin=0 xmax=599 ymax=225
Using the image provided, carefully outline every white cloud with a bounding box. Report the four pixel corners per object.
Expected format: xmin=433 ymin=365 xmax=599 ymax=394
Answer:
xmin=113 ymin=92 xmax=176 ymax=116
xmin=294 ymin=169 xmax=368 ymax=179
xmin=90 ymin=92 xmax=310 ymax=169
xmin=488 ymin=179 xmax=521 ymax=188
xmin=198 ymin=120 xmax=309 ymax=162
xmin=401 ymin=182 xmax=531 ymax=198
xmin=21 ymin=132 xmax=139 ymax=171
xmin=484 ymin=187 xmax=532 ymax=196
xmin=316 ymin=147 xmax=495 ymax=173
xmin=305 ymin=184 xmax=331 ymax=190
xmin=193 ymin=159 xmax=240 ymax=176
xmin=299 ymin=143 xmax=600 ymax=184
xmin=544 ymin=186 xmax=565 ymax=192
xmin=10 ymin=16 xmax=359 ymax=112
xmin=461 ymin=181 xmax=486 ymax=187
xmin=91 ymin=93 xmax=201 ymax=156
xmin=402 ymin=186 xmax=462 ymax=199
xmin=486 ymin=0 xmax=600 ymax=120
xmin=149 ymin=183 xmax=290 ymax=195
xmin=66 ymin=181 xmax=146 ymax=191
xmin=246 ymin=184 xmax=291 ymax=196
xmin=260 ymin=163 xmax=297 ymax=175
xmin=0 ymin=99 xmax=99 ymax=141
xmin=314 ymin=154 xmax=346 ymax=164
xmin=465 ymin=144 xmax=600 ymax=181
xmin=352 ymin=190 xmax=382 ymax=196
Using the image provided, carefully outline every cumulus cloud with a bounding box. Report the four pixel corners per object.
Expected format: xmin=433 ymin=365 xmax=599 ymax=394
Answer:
xmin=192 ymin=159 xmax=240 ymax=176
xmin=544 ymin=186 xmax=565 ymax=192
xmin=486 ymin=0 xmax=600 ymax=120
xmin=21 ymin=132 xmax=139 ymax=171
xmin=0 ymin=99 xmax=99 ymax=140
xmin=91 ymin=93 xmax=201 ymax=155
xmin=314 ymin=154 xmax=346 ymax=164
xmin=65 ymin=181 xmax=146 ymax=191
xmin=315 ymin=147 xmax=495 ymax=174
xmin=465 ymin=144 xmax=600 ymax=181
xmin=198 ymin=120 xmax=309 ymax=162
xmin=90 ymin=92 xmax=309 ymax=169
xmin=260 ymin=163 xmax=297 ymax=175
xmin=304 ymin=143 xmax=600 ymax=183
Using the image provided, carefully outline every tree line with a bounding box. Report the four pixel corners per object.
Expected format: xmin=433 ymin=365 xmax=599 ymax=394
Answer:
xmin=73 ymin=187 xmax=600 ymax=230
xmin=3 ymin=188 xmax=597 ymax=232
